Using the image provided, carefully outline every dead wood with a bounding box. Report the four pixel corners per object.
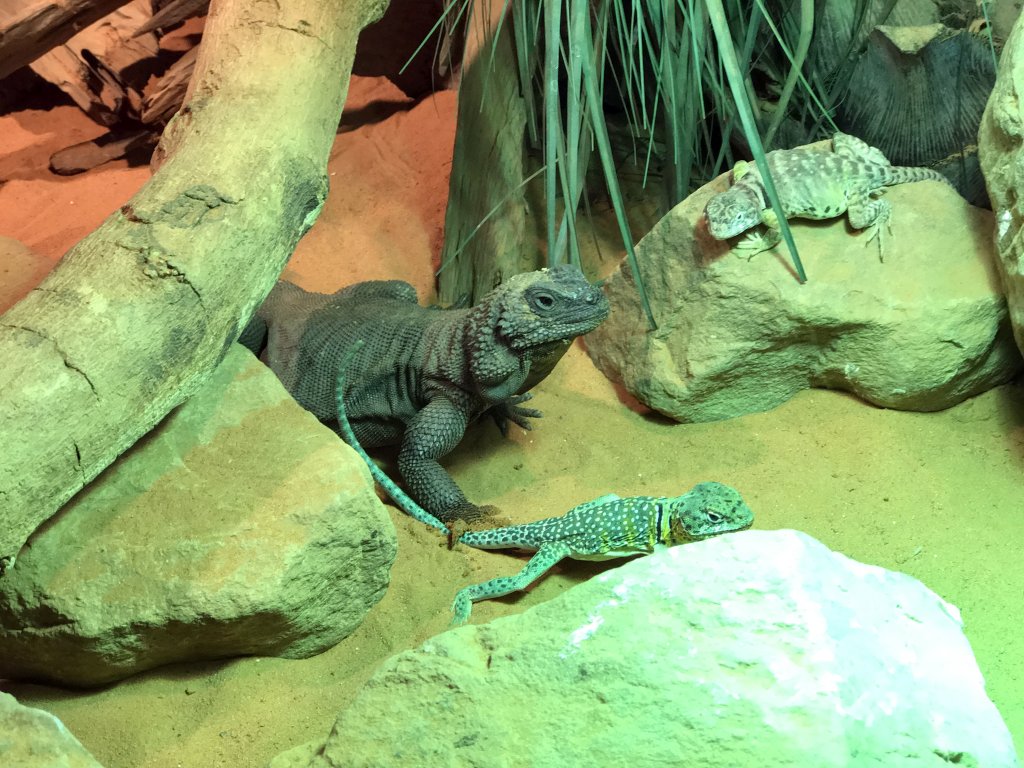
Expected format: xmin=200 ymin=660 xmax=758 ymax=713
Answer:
xmin=133 ymin=0 xmax=207 ymax=37
xmin=49 ymin=129 xmax=156 ymax=174
xmin=438 ymin=0 xmax=541 ymax=306
xmin=141 ymin=45 xmax=196 ymax=124
xmin=0 ymin=0 xmax=136 ymax=80
xmin=29 ymin=0 xmax=158 ymax=124
xmin=0 ymin=0 xmax=389 ymax=572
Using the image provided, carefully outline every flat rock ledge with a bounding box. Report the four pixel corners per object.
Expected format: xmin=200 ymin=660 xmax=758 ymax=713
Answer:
xmin=0 ymin=692 xmax=104 ymax=767
xmin=0 ymin=345 xmax=397 ymax=687
xmin=271 ymin=530 xmax=1019 ymax=768
xmin=587 ymin=164 xmax=1022 ymax=423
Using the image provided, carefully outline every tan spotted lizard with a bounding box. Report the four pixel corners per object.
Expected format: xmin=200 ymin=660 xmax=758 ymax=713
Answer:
xmin=335 ymin=340 xmax=755 ymax=623
xmin=704 ymin=132 xmax=950 ymax=260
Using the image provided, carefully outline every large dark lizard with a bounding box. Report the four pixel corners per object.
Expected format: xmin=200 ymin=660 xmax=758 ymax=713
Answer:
xmin=239 ymin=265 xmax=610 ymax=526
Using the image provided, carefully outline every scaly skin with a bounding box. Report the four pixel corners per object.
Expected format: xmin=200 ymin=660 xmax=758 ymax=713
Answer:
xmin=449 ymin=483 xmax=754 ymax=624
xmin=333 ymin=342 xmax=755 ymax=622
xmin=241 ymin=265 xmax=609 ymax=525
xmin=704 ymin=132 xmax=950 ymax=260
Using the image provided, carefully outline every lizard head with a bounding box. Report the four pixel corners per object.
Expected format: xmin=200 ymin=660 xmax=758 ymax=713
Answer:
xmin=667 ymin=481 xmax=754 ymax=541
xmin=703 ymin=187 xmax=762 ymax=239
xmin=495 ymin=265 xmax=610 ymax=350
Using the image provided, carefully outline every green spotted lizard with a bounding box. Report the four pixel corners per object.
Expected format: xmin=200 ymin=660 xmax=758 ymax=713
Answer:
xmin=703 ymin=132 xmax=950 ymax=260
xmin=335 ymin=340 xmax=755 ymax=624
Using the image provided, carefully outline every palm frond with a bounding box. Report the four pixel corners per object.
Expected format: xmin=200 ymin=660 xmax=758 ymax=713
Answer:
xmin=705 ymin=0 xmax=806 ymax=281
xmin=437 ymin=0 xmax=856 ymax=324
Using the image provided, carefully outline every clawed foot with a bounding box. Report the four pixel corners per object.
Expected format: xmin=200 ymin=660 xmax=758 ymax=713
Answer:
xmin=735 ymin=231 xmax=779 ymax=257
xmin=442 ymin=503 xmax=511 ymax=549
xmin=488 ymin=393 xmax=543 ymax=437
xmin=863 ymin=220 xmax=892 ymax=263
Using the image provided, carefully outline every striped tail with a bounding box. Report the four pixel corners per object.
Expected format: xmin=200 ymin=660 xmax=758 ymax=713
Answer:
xmin=335 ymin=339 xmax=450 ymax=534
xmin=886 ymin=165 xmax=951 ymax=186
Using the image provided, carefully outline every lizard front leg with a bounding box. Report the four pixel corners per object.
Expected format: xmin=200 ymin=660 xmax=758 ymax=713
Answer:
xmin=735 ymin=207 xmax=782 ymax=256
xmin=847 ymin=193 xmax=892 ymax=262
xmin=486 ymin=392 xmax=543 ymax=437
xmin=731 ymin=159 xmax=752 ymax=180
xmin=451 ymin=541 xmax=573 ymax=624
xmin=399 ymin=396 xmax=496 ymax=525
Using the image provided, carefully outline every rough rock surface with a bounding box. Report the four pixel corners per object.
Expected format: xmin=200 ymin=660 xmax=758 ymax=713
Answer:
xmin=0 ymin=345 xmax=397 ymax=687
xmin=286 ymin=530 xmax=1019 ymax=768
xmin=587 ymin=173 xmax=1021 ymax=423
xmin=980 ymin=10 xmax=1024 ymax=359
xmin=0 ymin=692 xmax=104 ymax=767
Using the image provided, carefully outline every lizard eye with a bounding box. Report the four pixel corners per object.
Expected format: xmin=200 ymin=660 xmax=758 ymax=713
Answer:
xmin=530 ymin=291 xmax=556 ymax=311
xmin=705 ymin=509 xmax=723 ymax=523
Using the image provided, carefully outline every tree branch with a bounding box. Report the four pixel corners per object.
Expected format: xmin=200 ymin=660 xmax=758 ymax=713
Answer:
xmin=0 ymin=0 xmax=389 ymax=572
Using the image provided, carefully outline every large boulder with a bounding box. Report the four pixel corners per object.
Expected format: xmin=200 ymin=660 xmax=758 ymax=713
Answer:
xmin=0 ymin=692 xmax=104 ymax=767
xmin=0 ymin=345 xmax=397 ymax=687
xmin=281 ymin=530 xmax=1019 ymax=768
xmin=980 ymin=10 xmax=1024 ymax=359
xmin=587 ymin=167 xmax=1021 ymax=423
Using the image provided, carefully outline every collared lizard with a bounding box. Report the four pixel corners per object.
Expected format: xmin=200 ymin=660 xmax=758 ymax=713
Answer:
xmin=703 ymin=132 xmax=950 ymax=260
xmin=240 ymin=264 xmax=609 ymax=528
xmin=334 ymin=339 xmax=756 ymax=622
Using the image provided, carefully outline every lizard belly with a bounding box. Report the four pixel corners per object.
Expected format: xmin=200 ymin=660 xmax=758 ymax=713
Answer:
xmin=571 ymin=548 xmax=649 ymax=561
xmin=774 ymin=170 xmax=850 ymax=222
xmin=783 ymin=196 xmax=850 ymax=221
xmin=345 ymin=364 xmax=429 ymax=447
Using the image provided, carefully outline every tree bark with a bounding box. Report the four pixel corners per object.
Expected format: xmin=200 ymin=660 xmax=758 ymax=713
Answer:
xmin=0 ymin=0 xmax=388 ymax=572
xmin=438 ymin=0 xmax=542 ymax=306
xmin=134 ymin=0 xmax=208 ymax=38
xmin=142 ymin=46 xmax=197 ymax=125
xmin=0 ymin=0 xmax=136 ymax=80
xmin=29 ymin=0 xmax=159 ymax=126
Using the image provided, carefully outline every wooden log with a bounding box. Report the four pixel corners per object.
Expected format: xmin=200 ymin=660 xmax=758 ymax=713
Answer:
xmin=49 ymin=129 xmax=156 ymax=174
xmin=136 ymin=0 xmax=466 ymax=104
xmin=0 ymin=0 xmax=136 ymax=80
xmin=29 ymin=0 xmax=159 ymax=124
xmin=141 ymin=45 xmax=196 ymax=124
xmin=438 ymin=0 xmax=541 ymax=306
xmin=133 ymin=0 xmax=207 ymax=37
xmin=0 ymin=0 xmax=390 ymax=573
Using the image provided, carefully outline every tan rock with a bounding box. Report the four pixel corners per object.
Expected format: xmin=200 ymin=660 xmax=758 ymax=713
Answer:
xmin=980 ymin=9 xmax=1024 ymax=360
xmin=587 ymin=171 xmax=1021 ymax=422
xmin=0 ymin=692 xmax=104 ymax=767
xmin=0 ymin=345 xmax=396 ymax=687
xmin=288 ymin=531 xmax=1019 ymax=768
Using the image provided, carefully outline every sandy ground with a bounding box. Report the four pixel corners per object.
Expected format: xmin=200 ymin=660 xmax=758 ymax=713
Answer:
xmin=1 ymin=76 xmax=1022 ymax=766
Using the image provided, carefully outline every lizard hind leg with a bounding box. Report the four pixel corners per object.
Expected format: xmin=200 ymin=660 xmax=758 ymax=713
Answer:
xmin=847 ymin=194 xmax=893 ymax=262
xmin=450 ymin=541 xmax=573 ymax=624
xmin=832 ymin=132 xmax=890 ymax=166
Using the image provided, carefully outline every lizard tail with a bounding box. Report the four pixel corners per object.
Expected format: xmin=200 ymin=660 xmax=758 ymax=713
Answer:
xmin=886 ymin=166 xmax=951 ymax=186
xmin=335 ymin=339 xmax=451 ymax=535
